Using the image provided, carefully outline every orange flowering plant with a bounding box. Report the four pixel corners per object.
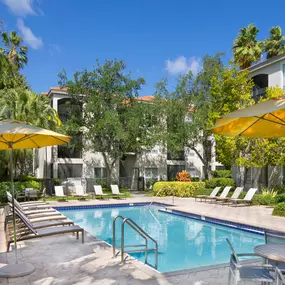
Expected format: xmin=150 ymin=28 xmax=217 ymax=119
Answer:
xmin=176 ymin=170 xmax=191 ymax=182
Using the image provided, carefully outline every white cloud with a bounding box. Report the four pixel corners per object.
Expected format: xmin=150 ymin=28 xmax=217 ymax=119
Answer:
xmin=2 ymin=0 xmax=38 ymax=16
xmin=17 ymin=19 xmax=43 ymax=49
xmin=48 ymin=44 xmax=63 ymax=56
xmin=165 ymin=56 xmax=202 ymax=76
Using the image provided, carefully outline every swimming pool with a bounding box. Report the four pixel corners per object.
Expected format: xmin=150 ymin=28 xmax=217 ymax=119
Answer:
xmin=59 ymin=205 xmax=264 ymax=273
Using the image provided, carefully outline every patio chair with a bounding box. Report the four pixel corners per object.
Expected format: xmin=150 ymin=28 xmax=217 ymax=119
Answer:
xmin=226 ymin=238 xmax=275 ymax=284
xmin=111 ymin=185 xmax=126 ymax=199
xmin=74 ymin=185 xmax=89 ymax=200
xmin=229 ymin=188 xmax=258 ymax=207
xmin=5 ymin=209 xmax=74 ymax=230
xmin=6 ymin=191 xmax=51 ymax=211
xmin=6 ymin=208 xmax=84 ymax=252
xmin=195 ymin=187 xmax=221 ymax=202
xmin=265 ymin=231 xmax=285 ymax=271
xmin=24 ymin=188 xmax=38 ymax=201
xmin=54 ymin=186 xmax=68 ymax=201
xmin=205 ymin=186 xmax=232 ymax=203
xmin=215 ymin=187 xmax=244 ymax=205
xmin=7 ymin=199 xmax=68 ymax=223
xmin=6 ymin=192 xmax=56 ymax=216
xmin=94 ymin=185 xmax=109 ymax=199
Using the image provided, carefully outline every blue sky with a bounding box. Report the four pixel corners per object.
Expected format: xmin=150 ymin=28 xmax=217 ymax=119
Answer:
xmin=1 ymin=0 xmax=285 ymax=95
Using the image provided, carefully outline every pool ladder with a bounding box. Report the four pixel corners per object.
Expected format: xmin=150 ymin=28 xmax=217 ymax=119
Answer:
xmin=112 ymin=215 xmax=158 ymax=269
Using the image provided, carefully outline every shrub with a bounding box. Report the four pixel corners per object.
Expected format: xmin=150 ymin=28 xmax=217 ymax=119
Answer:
xmin=153 ymin=181 xmax=205 ymax=197
xmin=213 ymin=170 xmax=232 ymax=178
xmin=252 ymin=187 xmax=278 ymax=205
xmin=176 ymin=170 xmax=191 ymax=182
xmin=205 ymin=178 xmax=235 ymax=188
xmin=0 ymin=180 xmax=40 ymax=203
xmin=253 ymin=194 xmax=276 ymax=205
xmin=272 ymin=202 xmax=285 ymax=217
xmin=275 ymin=193 xmax=285 ymax=204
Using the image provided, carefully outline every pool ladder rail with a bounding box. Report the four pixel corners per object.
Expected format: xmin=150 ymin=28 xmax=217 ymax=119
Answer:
xmin=112 ymin=215 xmax=158 ymax=270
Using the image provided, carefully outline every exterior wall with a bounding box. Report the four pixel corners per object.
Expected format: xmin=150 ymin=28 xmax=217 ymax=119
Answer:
xmin=249 ymin=59 xmax=285 ymax=88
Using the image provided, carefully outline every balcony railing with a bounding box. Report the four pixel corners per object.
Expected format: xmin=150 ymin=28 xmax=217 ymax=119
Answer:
xmin=58 ymin=146 xmax=82 ymax=159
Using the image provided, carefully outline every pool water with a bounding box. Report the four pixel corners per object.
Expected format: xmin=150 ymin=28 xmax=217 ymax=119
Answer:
xmin=60 ymin=205 xmax=264 ymax=273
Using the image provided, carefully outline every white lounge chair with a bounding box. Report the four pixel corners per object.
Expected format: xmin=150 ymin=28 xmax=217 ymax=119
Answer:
xmin=206 ymin=186 xmax=232 ymax=202
xmin=111 ymin=185 xmax=126 ymax=199
xmin=94 ymin=185 xmax=109 ymax=199
xmin=215 ymin=187 xmax=244 ymax=204
xmin=229 ymin=188 xmax=257 ymax=207
xmin=54 ymin=186 xmax=67 ymax=201
xmin=195 ymin=187 xmax=221 ymax=202
xmin=75 ymin=185 xmax=89 ymax=200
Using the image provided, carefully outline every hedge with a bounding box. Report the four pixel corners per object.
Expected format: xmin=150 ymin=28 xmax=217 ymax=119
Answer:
xmin=205 ymin=178 xmax=235 ymax=188
xmin=153 ymin=181 xmax=206 ymax=197
xmin=272 ymin=202 xmax=285 ymax=217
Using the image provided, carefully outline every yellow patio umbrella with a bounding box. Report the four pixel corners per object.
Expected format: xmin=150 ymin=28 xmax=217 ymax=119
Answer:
xmin=211 ymin=97 xmax=285 ymax=137
xmin=0 ymin=119 xmax=70 ymax=278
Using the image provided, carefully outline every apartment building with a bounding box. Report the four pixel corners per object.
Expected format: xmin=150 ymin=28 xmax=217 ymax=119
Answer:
xmin=233 ymin=54 xmax=285 ymax=189
xmin=36 ymin=87 xmax=221 ymax=192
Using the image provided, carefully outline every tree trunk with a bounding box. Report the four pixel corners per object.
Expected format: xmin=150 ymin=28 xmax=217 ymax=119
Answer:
xmin=102 ymin=152 xmax=117 ymax=187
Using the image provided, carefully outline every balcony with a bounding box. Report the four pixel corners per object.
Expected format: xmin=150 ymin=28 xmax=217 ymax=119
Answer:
xmin=58 ymin=145 xmax=82 ymax=159
xmin=252 ymin=74 xmax=268 ymax=102
xmin=167 ymin=150 xmax=185 ymax=161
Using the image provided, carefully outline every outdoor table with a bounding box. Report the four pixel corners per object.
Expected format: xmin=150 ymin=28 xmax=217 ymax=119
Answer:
xmin=254 ymin=244 xmax=285 ymax=263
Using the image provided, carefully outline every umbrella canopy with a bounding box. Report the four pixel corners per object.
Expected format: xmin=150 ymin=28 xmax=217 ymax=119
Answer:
xmin=211 ymin=97 xmax=285 ymax=137
xmin=0 ymin=119 xmax=70 ymax=149
xmin=0 ymin=119 xmax=70 ymax=278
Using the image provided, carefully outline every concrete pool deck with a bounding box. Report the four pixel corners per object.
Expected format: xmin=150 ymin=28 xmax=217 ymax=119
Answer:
xmin=0 ymin=195 xmax=283 ymax=284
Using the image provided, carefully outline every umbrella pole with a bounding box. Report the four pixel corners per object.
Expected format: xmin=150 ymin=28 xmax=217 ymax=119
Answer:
xmin=9 ymin=147 xmax=18 ymax=263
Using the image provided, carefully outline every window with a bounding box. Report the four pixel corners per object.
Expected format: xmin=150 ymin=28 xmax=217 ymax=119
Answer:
xmin=94 ymin=168 xmax=107 ymax=179
xmin=150 ymin=148 xmax=160 ymax=155
xmin=58 ymin=164 xmax=82 ymax=179
xmin=167 ymin=150 xmax=185 ymax=160
xmin=145 ymin=168 xmax=158 ymax=189
xmin=167 ymin=165 xmax=185 ymax=180
xmin=145 ymin=168 xmax=158 ymax=179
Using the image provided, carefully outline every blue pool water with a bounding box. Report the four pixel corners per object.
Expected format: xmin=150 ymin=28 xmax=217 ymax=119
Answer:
xmin=59 ymin=205 xmax=264 ymax=272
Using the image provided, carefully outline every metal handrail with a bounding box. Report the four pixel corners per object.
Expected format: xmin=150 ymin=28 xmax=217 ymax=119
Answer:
xmin=112 ymin=215 xmax=158 ymax=269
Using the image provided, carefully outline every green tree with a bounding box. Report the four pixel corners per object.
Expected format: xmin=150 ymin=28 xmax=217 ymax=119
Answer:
xmin=59 ymin=59 xmax=160 ymax=184
xmin=155 ymin=54 xmax=224 ymax=179
xmin=233 ymin=24 xmax=263 ymax=69
xmin=264 ymin=26 xmax=285 ymax=59
xmin=0 ymin=31 xmax=28 ymax=69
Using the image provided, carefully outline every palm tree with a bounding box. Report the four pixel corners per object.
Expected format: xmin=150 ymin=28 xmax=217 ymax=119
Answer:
xmin=233 ymin=24 xmax=263 ymax=69
xmin=0 ymin=31 xmax=28 ymax=69
xmin=264 ymin=26 xmax=285 ymax=59
xmin=0 ymin=89 xmax=62 ymax=178
xmin=0 ymin=89 xmax=61 ymax=129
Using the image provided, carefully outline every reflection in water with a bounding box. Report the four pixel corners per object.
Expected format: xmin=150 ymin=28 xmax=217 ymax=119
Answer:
xmin=61 ymin=206 xmax=264 ymax=273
